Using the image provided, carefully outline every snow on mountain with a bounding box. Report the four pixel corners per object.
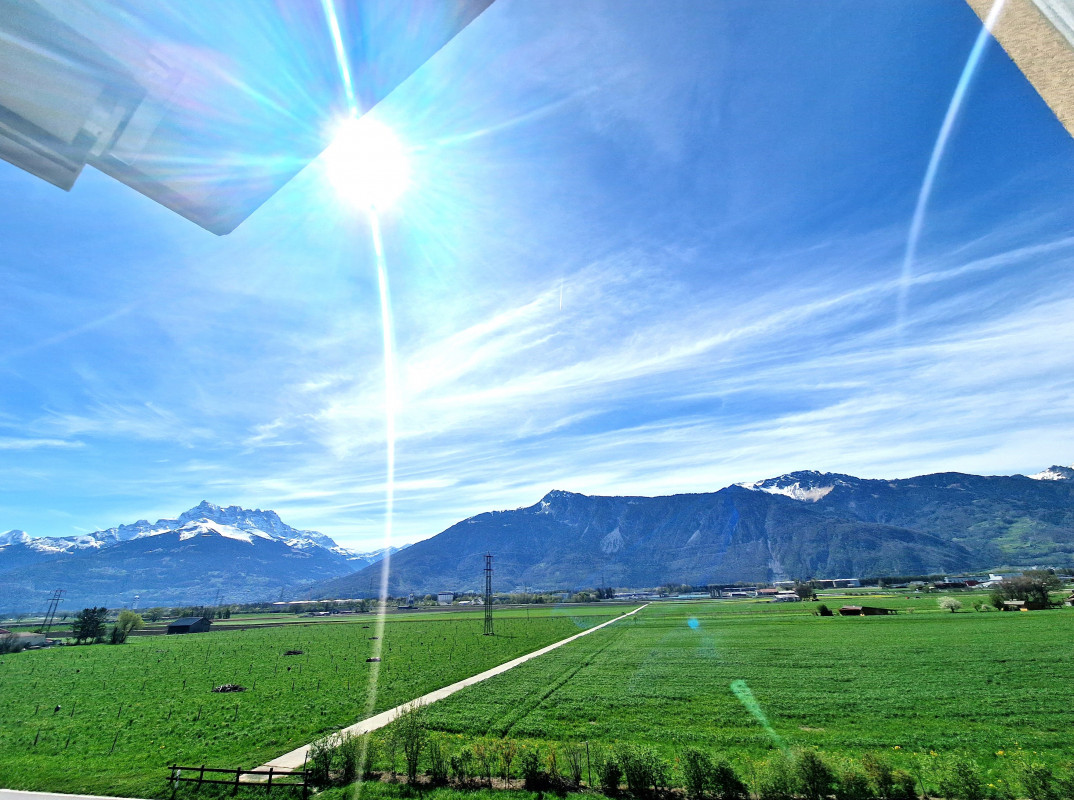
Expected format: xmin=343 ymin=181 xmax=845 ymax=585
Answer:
xmin=0 ymin=501 xmax=410 ymax=575
xmin=1029 ymin=465 xmax=1074 ymax=481
xmin=2 ymin=501 xmax=350 ymax=557
xmin=0 ymin=530 xmax=30 ymax=546
xmin=737 ymin=470 xmax=857 ymax=502
xmin=175 ymin=519 xmax=272 ymax=544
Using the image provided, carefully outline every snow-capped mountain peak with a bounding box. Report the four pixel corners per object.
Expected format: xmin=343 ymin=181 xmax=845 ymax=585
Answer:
xmin=0 ymin=529 xmax=30 ymax=546
xmin=1 ymin=502 xmax=348 ymax=557
xmin=1029 ymin=464 xmax=1074 ymax=481
xmin=737 ymin=470 xmax=856 ymax=502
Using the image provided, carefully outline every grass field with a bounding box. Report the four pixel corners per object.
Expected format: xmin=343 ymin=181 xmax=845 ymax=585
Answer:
xmin=0 ymin=605 xmax=630 ymax=797
xmin=417 ymin=599 xmax=1074 ymax=777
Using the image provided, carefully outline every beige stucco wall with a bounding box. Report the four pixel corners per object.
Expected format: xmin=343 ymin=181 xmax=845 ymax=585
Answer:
xmin=964 ymin=0 xmax=1074 ymax=137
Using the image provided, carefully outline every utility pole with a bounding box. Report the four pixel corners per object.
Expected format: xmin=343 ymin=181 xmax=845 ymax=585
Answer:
xmin=41 ymin=588 xmax=64 ymax=636
xmin=483 ymin=553 xmax=494 ymax=636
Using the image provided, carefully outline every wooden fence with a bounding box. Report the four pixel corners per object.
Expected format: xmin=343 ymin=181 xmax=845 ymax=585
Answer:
xmin=168 ymin=764 xmax=308 ymax=798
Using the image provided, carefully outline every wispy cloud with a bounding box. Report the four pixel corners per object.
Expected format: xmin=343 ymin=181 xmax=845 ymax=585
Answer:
xmin=0 ymin=437 xmax=83 ymax=450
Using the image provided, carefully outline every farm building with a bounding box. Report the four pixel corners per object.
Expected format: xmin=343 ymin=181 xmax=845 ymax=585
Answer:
xmin=437 ymin=592 xmax=453 ymax=606
xmin=814 ymin=578 xmax=861 ymax=589
xmin=0 ymin=629 xmax=48 ymax=649
xmin=167 ymin=616 xmax=212 ymax=634
xmin=838 ymin=605 xmax=896 ymax=616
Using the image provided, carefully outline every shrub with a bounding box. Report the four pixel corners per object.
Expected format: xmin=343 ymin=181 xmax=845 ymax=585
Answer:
xmin=795 ymin=750 xmax=836 ymax=800
xmin=307 ymin=734 xmax=336 ymax=789
xmin=835 ymin=765 xmax=874 ymax=800
xmin=618 ymin=745 xmax=669 ymax=796
xmin=451 ymin=747 xmax=475 ymax=786
xmin=546 ymin=742 xmax=560 ymax=779
xmin=427 ymin=739 xmax=449 ymax=786
xmin=1052 ymin=766 xmax=1074 ymax=800
xmin=594 ymin=748 xmax=623 ymax=796
xmin=498 ymin=738 xmax=517 ymax=782
xmin=474 ymin=738 xmax=496 ymax=786
xmin=395 ymin=702 xmax=428 ymax=781
xmin=935 ymin=755 xmax=984 ymax=800
xmin=520 ymin=746 xmax=546 ymax=790
xmin=755 ymin=754 xmax=796 ymax=800
xmin=380 ymin=728 xmax=399 ymax=778
xmin=335 ymin=732 xmax=362 ymax=784
xmin=564 ymin=743 xmax=586 ymax=786
xmin=682 ymin=748 xmax=748 ymax=800
xmin=862 ymin=753 xmax=894 ymax=799
xmin=889 ymin=770 xmax=918 ymax=800
xmin=682 ymin=748 xmax=714 ymax=800
xmin=815 ymin=604 xmax=833 ymax=617
xmin=1017 ymin=760 xmax=1059 ymax=800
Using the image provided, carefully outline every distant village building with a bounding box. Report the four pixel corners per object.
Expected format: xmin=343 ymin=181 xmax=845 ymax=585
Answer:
xmin=437 ymin=592 xmax=453 ymax=606
xmin=814 ymin=578 xmax=861 ymax=589
xmin=711 ymin=586 xmax=758 ymax=598
xmin=167 ymin=616 xmax=212 ymax=634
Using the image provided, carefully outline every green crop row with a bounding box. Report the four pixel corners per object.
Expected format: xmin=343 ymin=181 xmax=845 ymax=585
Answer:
xmin=0 ymin=605 xmax=628 ymax=797
xmin=417 ymin=601 xmax=1074 ymax=770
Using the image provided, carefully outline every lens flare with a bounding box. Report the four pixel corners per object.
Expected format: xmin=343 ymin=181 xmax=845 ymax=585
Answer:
xmin=731 ymin=679 xmax=788 ymax=752
xmin=323 ymin=116 xmax=411 ymax=210
xmin=896 ymin=0 xmax=1007 ymax=333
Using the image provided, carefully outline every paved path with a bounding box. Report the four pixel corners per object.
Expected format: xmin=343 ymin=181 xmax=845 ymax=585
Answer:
xmin=259 ymin=603 xmax=648 ymax=774
xmin=0 ymin=791 xmax=148 ymax=800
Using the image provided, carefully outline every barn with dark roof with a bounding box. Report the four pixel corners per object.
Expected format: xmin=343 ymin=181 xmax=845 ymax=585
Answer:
xmin=167 ymin=616 xmax=212 ymax=634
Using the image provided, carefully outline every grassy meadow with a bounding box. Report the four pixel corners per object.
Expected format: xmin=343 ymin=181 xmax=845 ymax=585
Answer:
xmin=0 ymin=605 xmax=628 ymax=797
xmin=417 ymin=597 xmax=1074 ymax=776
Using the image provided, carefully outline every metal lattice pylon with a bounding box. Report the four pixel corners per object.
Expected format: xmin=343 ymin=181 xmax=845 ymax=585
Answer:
xmin=41 ymin=588 xmax=65 ymax=636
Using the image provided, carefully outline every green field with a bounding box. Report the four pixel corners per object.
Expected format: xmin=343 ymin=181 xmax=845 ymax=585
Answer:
xmin=0 ymin=605 xmax=629 ymax=797
xmin=416 ymin=599 xmax=1074 ymax=778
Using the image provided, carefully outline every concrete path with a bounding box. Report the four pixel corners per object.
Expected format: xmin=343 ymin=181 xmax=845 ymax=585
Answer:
xmin=0 ymin=791 xmax=148 ymax=800
xmin=260 ymin=603 xmax=648 ymax=773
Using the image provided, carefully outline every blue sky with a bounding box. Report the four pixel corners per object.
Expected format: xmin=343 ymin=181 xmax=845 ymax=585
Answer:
xmin=2 ymin=0 xmax=1074 ymax=549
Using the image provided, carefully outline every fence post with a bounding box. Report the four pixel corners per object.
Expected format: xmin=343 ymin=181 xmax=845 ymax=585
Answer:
xmin=198 ymin=765 xmax=205 ymax=791
xmin=267 ymin=766 xmax=274 ymax=793
xmin=233 ymin=767 xmax=240 ymax=795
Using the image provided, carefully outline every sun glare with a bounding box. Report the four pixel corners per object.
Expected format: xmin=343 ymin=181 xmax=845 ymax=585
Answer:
xmin=323 ymin=116 xmax=410 ymax=210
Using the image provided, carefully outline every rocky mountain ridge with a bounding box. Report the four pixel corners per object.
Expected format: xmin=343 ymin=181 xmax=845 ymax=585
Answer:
xmin=315 ymin=464 xmax=1074 ymax=597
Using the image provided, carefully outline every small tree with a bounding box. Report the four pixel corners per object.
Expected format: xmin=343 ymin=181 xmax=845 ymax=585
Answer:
xmin=72 ymin=607 xmax=108 ymax=644
xmin=794 ymin=582 xmax=817 ymax=601
xmin=395 ymin=702 xmax=428 ymax=781
xmin=499 ymin=738 xmax=518 ymax=783
xmin=110 ymin=610 xmax=144 ymax=644
xmin=938 ymin=597 xmax=962 ymax=613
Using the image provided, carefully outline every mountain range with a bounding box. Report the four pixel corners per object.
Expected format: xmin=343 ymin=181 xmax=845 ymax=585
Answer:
xmin=4 ymin=464 xmax=1073 ymax=612
xmin=0 ymin=501 xmax=397 ymax=612
xmin=314 ymin=465 xmax=1074 ymax=597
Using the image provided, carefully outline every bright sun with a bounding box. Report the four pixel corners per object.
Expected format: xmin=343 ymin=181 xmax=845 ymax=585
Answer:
xmin=322 ymin=116 xmax=410 ymax=210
